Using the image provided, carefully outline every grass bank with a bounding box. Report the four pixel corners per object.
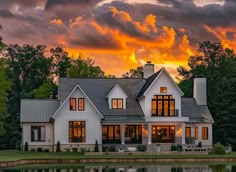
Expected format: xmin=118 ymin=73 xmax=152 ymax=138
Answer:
xmin=1 ymin=150 xmax=236 ymax=162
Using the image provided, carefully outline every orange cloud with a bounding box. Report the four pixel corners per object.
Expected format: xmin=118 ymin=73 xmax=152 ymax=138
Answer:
xmin=50 ymin=19 xmax=63 ymax=25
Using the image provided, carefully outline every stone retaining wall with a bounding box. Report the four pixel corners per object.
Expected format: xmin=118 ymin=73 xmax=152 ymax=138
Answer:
xmin=1 ymin=158 xmax=236 ymax=168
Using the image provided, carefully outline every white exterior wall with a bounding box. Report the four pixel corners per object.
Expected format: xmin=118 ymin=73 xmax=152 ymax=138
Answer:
xmin=107 ymin=85 xmax=127 ymax=109
xmin=22 ymin=123 xmax=53 ymax=146
xmin=140 ymin=71 xmax=182 ymax=120
xmin=185 ymin=123 xmax=213 ymax=146
xmin=54 ymin=88 xmax=102 ymax=145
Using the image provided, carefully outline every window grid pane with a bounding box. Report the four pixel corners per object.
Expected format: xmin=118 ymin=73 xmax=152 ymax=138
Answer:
xmin=78 ymin=98 xmax=84 ymax=111
xmin=152 ymin=95 xmax=175 ymax=117
xmin=202 ymin=127 xmax=208 ymax=140
xmin=112 ymin=99 xmax=123 ymax=109
xmin=31 ymin=126 xmax=45 ymax=142
xmin=195 ymin=127 xmax=198 ymax=140
xmin=69 ymin=121 xmax=86 ymax=143
xmin=70 ymin=98 xmax=76 ymax=111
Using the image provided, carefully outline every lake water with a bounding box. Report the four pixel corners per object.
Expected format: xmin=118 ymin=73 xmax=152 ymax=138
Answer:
xmin=1 ymin=163 xmax=236 ymax=172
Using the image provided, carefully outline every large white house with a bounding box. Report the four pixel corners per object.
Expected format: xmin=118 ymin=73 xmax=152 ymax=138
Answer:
xmin=20 ymin=62 xmax=214 ymax=152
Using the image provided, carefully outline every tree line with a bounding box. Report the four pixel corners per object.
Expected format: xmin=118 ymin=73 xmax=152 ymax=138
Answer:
xmin=1 ymin=25 xmax=236 ymax=150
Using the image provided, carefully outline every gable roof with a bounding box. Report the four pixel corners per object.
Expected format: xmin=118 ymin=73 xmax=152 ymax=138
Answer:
xmin=20 ymin=99 xmax=60 ymax=122
xmin=181 ymin=98 xmax=214 ymax=123
xmin=58 ymin=78 xmax=145 ymax=117
xmin=52 ymin=84 xmax=103 ymax=119
xmin=137 ymin=68 xmax=184 ymax=98
xmin=106 ymin=83 xmax=128 ymax=98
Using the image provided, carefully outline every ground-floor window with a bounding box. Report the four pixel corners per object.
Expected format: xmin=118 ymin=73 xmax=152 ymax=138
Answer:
xmin=102 ymin=125 xmax=121 ymax=144
xmin=202 ymin=127 xmax=208 ymax=140
xmin=69 ymin=121 xmax=86 ymax=143
xmin=195 ymin=127 xmax=198 ymax=140
xmin=31 ymin=126 xmax=45 ymax=142
xmin=125 ymin=125 xmax=142 ymax=144
xmin=152 ymin=125 xmax=175 ymax=143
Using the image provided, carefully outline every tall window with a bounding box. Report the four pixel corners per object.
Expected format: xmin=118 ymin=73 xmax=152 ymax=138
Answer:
xmin=152 ymin=126 xmax=175 ymax=143
xmin=152 ymin=95 xmax=175 ymax=116
xmin=160 ymin=87 xmax=167 ymax=93
xmin=78 ymin=98 xmax=84 ymax=111
xmin=125 ymin=125 xmax=142 ymax=144
xmin=112 ymin=99 xmax=123 ymax=109
xmin=70 ymin=98 xmax=76 ymax=111
xmin=195 ymin=127 xmax=198 ymax=140
xmin=202 ymin=127 xmax=208 ymax=140
xmin=69 ymin=121 xmax=86 ymax=143
xmin=102 ymin=125 xmax=121 ymax=144
xmin=185 ymin=127 xmax=191 ymax=138
xmin=31 ymin=126 xmax=45 ymax=142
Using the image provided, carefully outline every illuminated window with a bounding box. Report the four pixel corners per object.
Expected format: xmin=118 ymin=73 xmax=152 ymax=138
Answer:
xmin=151 ymin=125 xmax=175 ymax=143
xmin=112 ymin=99 xmax=123 ymax=109
xmin=69 ymin=121 xmax=86 ymax=143
xmin=202 ymin=127 xmax=208 ymax=140
xmin=185 ymin=127 xmax=191 ymax=138
xmin=70 ymin=98 xmax=76 ymax=111
xmin=102 ymin=125 xmax=121 ymax=144
xmin=152 ymin=95 xmax=175 ymax=116
xmin=195 ymin=127 xmax=198 ymax=140
xmin=78 ymin=98 xmax=84 ymax=111
xmin=160 ymin=87 xmax=167 ymax=93
xmin=31 ymin=126 xmax=45 ymax=142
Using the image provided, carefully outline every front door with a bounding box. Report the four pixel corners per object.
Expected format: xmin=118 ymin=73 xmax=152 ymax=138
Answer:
xmin=152 ymin=125 xmax=175 ymax=143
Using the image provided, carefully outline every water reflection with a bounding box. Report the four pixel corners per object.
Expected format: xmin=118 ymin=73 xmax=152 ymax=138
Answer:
xmin=1 ymin=164 xmax=235 ymax=172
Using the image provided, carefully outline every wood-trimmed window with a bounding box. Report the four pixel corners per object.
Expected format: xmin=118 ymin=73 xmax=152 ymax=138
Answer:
xmin=112 ymin=99 xmax=123 ymax=109
xmin=195 ymin=127 xmax=198 ymax=140
xmin=70 ymin=98 xmax=76 ymax=111
xmin=125 ymin=125 xmax=142 ymax=144
xmin=78 ymin=98 xmax=84 ymax=111
xmin=69 ymin=121 xmax=86 ymax=143
xmin=185 ymin=127 xmax=191 ymax=138
xmin=151 ymin=95 xmax=175 ymax=116
xmin=102 ymin=125 xmax=121 ymax=144
xmin=160 ymin=87 xmax=167 ymax=93
xmin=31 ymin=126 xmax=45 ymax=142
xmin=202 ymin=127 xmax=208 ymax=140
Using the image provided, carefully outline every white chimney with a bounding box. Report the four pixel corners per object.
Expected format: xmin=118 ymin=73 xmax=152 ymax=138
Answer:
xmin=193 ymin=77 xmax=207 ymax=105
xmin=143 ymin=61 xmax=154 ymax=78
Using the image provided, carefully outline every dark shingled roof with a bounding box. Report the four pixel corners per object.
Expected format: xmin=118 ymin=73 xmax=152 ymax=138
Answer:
xmin=59 ymin=78 xmax=146 ymax=119
xmin=182 ymin=98 xmax=214 ymax=123
xmin=21 ymin=99 xmax=60 ymax=122
xmin=137 ymin=68 xmax=162 ymax=98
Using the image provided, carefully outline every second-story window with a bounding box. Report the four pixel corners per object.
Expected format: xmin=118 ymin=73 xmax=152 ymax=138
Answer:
xmin=151 ymin=95 xmax=175 ymax=116
xmin=112 ymin=99 xmax=123 ymax=109
xmin=78 ymin=98 xmax=85 ymax=111
xmin=160 ymin=87 xmax=167 ymax=93
xmin=70 ymin=98 xmax=76 ymax=111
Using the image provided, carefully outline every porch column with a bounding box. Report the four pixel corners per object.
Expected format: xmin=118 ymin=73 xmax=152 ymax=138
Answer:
xmin=182 ymin=123 xmax=185 ymax=144
xmin=121 ymin=124 xmax=125 ymax=144
xmin=148 ymin=123 xmax=152 ymax=144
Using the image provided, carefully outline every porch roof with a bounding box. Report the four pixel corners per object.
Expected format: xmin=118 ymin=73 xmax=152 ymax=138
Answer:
xmin=101 ymin=115 xmax=145 ymax=123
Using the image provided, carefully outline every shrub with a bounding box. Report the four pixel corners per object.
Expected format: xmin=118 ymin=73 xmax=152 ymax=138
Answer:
xmin=171 ymin=144 xmax=177 ymax=151
xmin=56 ymin=141 xmax=61 ymax=152
xmin=176 ymin=144 xmax=182 ymax=151
xmin=197 ymin=141 xmax=202 ymax=148
xmin=72 ymin=148 xmax=78 ymax=152
xmin=94 ymin=140 xmax=99 ymax=152
xmin=211 ymin=143 xmax=225 ymax=155
xmin=66 ymin=148 xmax=70 ymax=152
xmin=137 ymin=145 xmax=146 ymax=152
xmin=102 ymin=145 xmax=109 ymax=152
xmin=16 ymin=144 xmax=22 ymax=151
xmin=37 ymin=147 xmax=43 ymax=152
xmin=80 ymin=148 xmax=87 ymax=155
xmin=108 ymin=145 xmax=116 ymax=152
xmin=30 ymin=148 xmax=35 ymax=152
xmin=24 ymin=142 xmax=28 ymax=151
xmin=44 ymin=149 xmax=49 ymax=152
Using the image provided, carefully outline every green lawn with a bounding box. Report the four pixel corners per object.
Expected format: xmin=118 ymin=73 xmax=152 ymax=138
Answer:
xmin=1 ymin=150 xmax=236 ymax=162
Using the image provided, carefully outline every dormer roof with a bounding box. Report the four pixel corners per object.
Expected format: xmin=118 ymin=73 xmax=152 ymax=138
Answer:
xmin=106 ymin=83 xmax=128 ymax=99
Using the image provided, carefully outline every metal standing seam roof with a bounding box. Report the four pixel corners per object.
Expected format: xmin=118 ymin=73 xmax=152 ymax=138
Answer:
xmin=20 ymin=99 xmax=60 ymax=122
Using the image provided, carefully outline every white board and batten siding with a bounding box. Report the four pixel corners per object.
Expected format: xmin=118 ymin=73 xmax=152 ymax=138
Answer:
xmin=139 ymin=70 xmax=183 ymax=121
xmin=54 ymin=87 xmax=102 ymax=145
xmin=22 ymin=123 xmax=53 ymax=146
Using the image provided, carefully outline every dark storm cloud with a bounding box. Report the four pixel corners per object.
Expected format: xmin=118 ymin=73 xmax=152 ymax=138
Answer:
xmin=0 ymin=9 xmax=15 ymax=18
xmin=0 ymin=0 xmax=45 ymax=8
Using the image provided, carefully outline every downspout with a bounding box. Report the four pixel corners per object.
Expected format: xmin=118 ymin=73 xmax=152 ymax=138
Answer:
xmin=50 ymin=118 xmax=55 ymax=152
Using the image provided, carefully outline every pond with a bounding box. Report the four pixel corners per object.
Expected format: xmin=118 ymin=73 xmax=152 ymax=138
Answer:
xmin=1 ymin=163 xmax=235 ymax=172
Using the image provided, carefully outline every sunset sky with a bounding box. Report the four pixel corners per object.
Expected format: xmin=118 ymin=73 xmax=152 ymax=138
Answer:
xmin=1 ymin=0 xmax=236 ymax=77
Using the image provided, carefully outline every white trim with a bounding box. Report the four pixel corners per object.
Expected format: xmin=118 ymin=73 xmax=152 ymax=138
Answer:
xmin=106 ymin=83 xmax=128 ymax=98
xmin=52 ymin=84 xmax=103 ymax=119
xmin=143 ymin=67 xmax=184 ymax=96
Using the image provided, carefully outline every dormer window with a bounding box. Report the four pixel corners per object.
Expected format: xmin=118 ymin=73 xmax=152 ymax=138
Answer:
xmin=112 ymin=99 xmax=123 ymax=109
xmin=70 ymin=98 xmax=76 ymax=111
xmin=160 ymin=87 xmax=167 ymax=93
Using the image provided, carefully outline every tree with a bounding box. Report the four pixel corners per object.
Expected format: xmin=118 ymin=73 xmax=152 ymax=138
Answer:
xmin=177 ymin=41 xmax=236 ymax=149
xmin=0 ymin=59 xmax=11 ymax=136
xmin=122 ymin=66 xmax=143 ymax=78
xmin=68 ymin=57 xmax=105 ymax=78
xmin=50 ymin=47 xmax=71 ymax=77
xmin=32 ymin=79 xmax=57 ymax=99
